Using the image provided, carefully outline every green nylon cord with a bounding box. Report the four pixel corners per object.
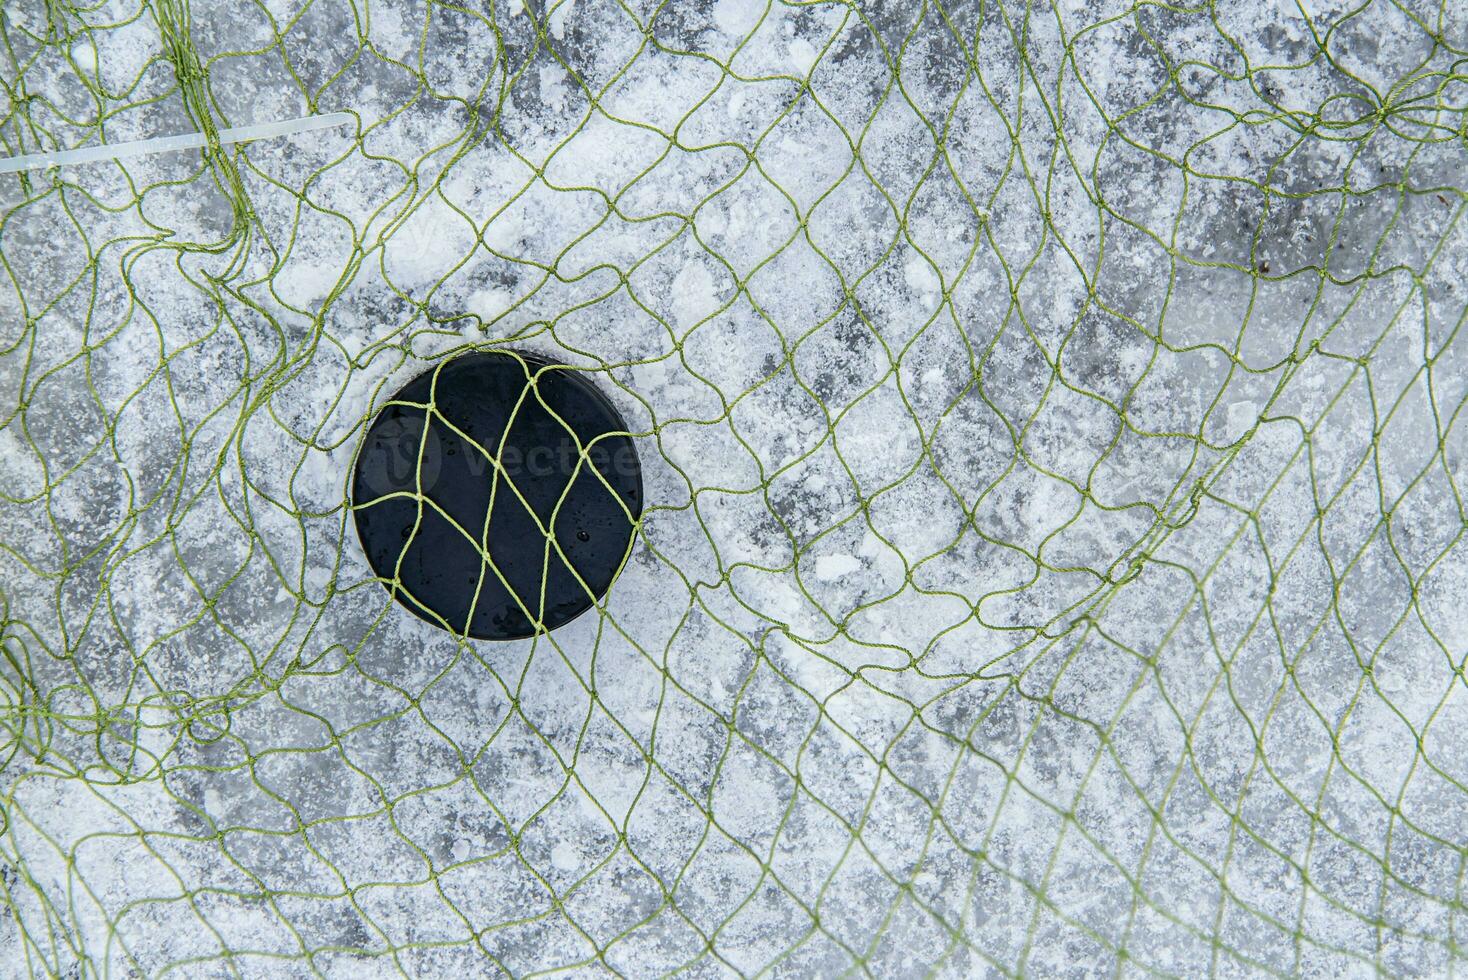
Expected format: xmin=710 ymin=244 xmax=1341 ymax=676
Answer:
xmin=0 ymin=0 xmax=1465 ymax=975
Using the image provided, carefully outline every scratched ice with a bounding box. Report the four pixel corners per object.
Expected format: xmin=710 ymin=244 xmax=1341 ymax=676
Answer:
xmin=0 ymin=0 xmax=1465 ymax=975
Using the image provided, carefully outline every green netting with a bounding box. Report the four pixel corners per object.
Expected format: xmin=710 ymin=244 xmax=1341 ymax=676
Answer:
xmin=1 ymin=0 xmax=1466 ymax=975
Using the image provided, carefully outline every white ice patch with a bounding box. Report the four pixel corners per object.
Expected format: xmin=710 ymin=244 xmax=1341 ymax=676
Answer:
xmin=903 ymin=254 xmax=941 ymax=309
xmin=549 ymin=0 xmax=576 ymax=39
xmin=71 ymin=43 xmax=97 ymax=75
xmin=714 ymin=0 xmax=763 ymax=37
xmin=814 ymin=554 xmax=862 ymax=581
xmin=551 ymin=841 xmax=579 ymax=871
xmin=384 ymin=194 xmax=477 ymax=287
xmin=672 ymin=261 xmax=719 ymax=327
xmin=1227 ymin=399 xmax=1258 ymax=438
xmin=469 ymin=286 xmax=515 ymax=321
xmin=789 ymin=38 xmax=818 ymax=75
xmin=539 ymin=63 xmax=568 ymax=112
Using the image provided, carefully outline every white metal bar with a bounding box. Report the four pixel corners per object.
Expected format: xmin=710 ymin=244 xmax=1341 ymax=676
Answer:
xmin=0 ymin=111 xmax=355 ymax=175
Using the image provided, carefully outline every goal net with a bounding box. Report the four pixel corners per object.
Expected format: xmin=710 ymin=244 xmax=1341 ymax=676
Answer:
xmin=1 ymin=0 xmax=1465 ymax=974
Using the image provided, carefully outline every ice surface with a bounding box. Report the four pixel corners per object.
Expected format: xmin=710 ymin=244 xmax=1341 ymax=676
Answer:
xmin=1 ymin=0 xmax=1466 ymax=975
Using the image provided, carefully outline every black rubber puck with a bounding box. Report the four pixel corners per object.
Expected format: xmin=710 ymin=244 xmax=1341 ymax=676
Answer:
xmin=351 ymin=350 xmax=642 ymax=640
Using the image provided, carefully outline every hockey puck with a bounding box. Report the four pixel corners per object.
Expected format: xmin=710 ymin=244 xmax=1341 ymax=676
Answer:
xmin=351 ymin=350 xmax=642 ymax=640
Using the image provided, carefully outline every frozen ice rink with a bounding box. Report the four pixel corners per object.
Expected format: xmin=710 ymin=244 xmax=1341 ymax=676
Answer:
xmin=1 ymin=0 xmax=1465 ymax=975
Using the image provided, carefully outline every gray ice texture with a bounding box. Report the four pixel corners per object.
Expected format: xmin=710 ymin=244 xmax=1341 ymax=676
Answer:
xmin=0 ymin=0 xmax=1465 ymax=976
